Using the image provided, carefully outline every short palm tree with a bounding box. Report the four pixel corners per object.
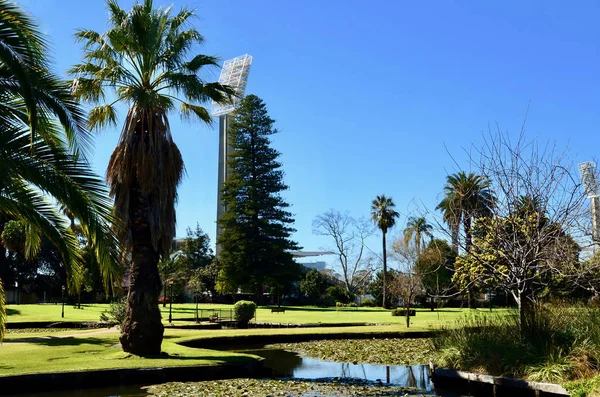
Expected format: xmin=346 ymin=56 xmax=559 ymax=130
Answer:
xmin=71 ymin=0 xmax=232 ymax=355
xmin=436 ymin=171 xmax=494 ymax=253
xmin=0 ymin=1 xmax=121 ymax=341
xmin=404 ymin=216 xmax=433 ymax=255
xmin=371 ymin=194 xmax=399 ymax=309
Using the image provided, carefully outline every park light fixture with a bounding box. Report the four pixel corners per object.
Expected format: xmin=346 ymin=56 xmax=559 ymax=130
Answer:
xmin=211 ymin=54 xmax=253 ymax=256
xmin=578 ymin=161 xmax=600 ymax=252
xmin=61 ymin=285 xmax=66 ymax=318
xmin=168 ymin=281 xmax=174 ymax=324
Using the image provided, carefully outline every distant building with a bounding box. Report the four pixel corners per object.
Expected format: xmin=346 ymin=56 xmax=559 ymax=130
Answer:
xmin=302 ymin=261 xmax=327 ymax=271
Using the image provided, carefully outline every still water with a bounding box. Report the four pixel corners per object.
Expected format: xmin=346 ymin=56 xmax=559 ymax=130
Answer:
xmin=18 ymin=346 xmax=440 ymax=396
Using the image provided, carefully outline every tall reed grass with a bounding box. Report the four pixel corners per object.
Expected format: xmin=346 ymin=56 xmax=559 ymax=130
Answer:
xmin=433 ymin=302 xmax=600 ymax=384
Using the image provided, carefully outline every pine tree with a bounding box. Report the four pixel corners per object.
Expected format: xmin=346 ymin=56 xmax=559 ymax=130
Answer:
xmin=217 ymin=95 xmax=300 ymax=302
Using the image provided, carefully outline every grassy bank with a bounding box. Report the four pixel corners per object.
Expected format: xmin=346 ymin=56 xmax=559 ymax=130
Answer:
xmin=0 ymin=325 xmax=430 ymax=376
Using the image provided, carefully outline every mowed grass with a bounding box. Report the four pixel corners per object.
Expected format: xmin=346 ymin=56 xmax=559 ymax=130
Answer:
xmin=0 ymin=327 xmax=254 ymax=376
xmin=6 ymin=303 xmax=507 ymax=328
xmin=0 ymin=325 xmax=427 ymax=376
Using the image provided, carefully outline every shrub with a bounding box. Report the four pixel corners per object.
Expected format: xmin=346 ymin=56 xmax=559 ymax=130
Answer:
xmin=234 ymin=300 xmax=256 ymax=325
xmin=392 ymin=308 xmax=416 ymax=316
xmin=326 ymin=285 xmax=354 ymax=304
xmin=433 ymin=303 xmax=600 ymax=383
xmin=99 ymin=297 xmax=127 ymax=328
xmin=361 ymin=298 xmax=375 ymax=307
xmin=336 ymin=301 xmax=358 ymax=308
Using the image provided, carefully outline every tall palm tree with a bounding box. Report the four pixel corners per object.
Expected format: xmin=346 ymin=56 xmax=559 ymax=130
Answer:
xmin=404 ymin=216 xmax=433 ymax=255
xmin=0 ymin=1 xmax=121 ymax=341
xmin=436 ymin=171 xmax=494 ymax=308
xmin=436 ymin=171 xmax=494 ymax=253
xmin=71 ymin=0 xmax=232 ymax=355
xmin=371 ymin=194 xmax=399 ymax=309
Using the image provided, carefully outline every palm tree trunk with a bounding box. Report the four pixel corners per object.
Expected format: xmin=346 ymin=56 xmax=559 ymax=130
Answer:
xmin=382 ymin=230 xmax=388 ymax=309
xmin=120 ymin=187 xmax=164 ymax=356
xmin=463 ymin=216 xmax=476 ymax=309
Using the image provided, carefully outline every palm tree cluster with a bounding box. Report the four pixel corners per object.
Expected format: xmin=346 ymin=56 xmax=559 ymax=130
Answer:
xmin=436 ymin=171 xmax=494 ymax=253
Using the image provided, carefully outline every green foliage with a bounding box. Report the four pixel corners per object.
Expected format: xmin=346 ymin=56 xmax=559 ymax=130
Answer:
xmin=391 ymin=308 xmax=415 ymax=316
xmin=335 ymin=301 xmax=357 ymax=308
xmin=300 ymin=269 xmax=328 ymax=305
xmin=178 ymin=224 xmax=214 ymax=271
xmin=565 ymin=374 xmax=600 ymax=397
xmin=1 ymin=220 xmax=26 ymax=253
xmin=433 ymin=303 xmax=600 ymax=383
xmin=99 ymin=298 xmax=127 ymax=328
xmin=360 ymin=298 xmax=375 ymax=307
xmin=217 ymin=95 xmax=300 ymax=297
xmin=452 ymin=211 xmax=580 ymax=310
xmin=233 ymin=300 xmax=257 ymax=325
xmin=368 ymin=270 xmax=396 ymax=307
xmin=436 ymin=171 xmax=494 ymax=252
xmin=268 ymin=338 xmax=434 ymax=366
xmin=326 ymin=285 xmax=354 ymax=305
xmin=0 ymin=0 xmax=122 ymax=295
xmin=415 ymin=239 xmax=455 ymax=295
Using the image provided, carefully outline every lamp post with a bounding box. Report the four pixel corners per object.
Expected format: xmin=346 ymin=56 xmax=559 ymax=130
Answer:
xmin=168 ymin=281 xmax=173 ymax=323
xmin=195 ymin=289 xmax=200 ymax=323
xmin=61 ymin=285 xmax=66 ymax=318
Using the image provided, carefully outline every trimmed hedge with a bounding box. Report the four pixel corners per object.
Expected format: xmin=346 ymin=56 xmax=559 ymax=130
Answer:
xmin=233 ymin=301 xmax=257 ymax=325
xmin=391 ymin=308 xmax=416 ymax=317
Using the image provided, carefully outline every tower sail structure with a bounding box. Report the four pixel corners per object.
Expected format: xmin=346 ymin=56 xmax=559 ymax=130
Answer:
xmin=579 ymin=161 xmax=600 ymax=253
xmin=212 ymin=54 xmax=253 ymax=256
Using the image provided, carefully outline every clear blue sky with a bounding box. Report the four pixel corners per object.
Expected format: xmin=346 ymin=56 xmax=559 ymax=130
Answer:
xmin=19 ymin=0 xmax=600 ymax=266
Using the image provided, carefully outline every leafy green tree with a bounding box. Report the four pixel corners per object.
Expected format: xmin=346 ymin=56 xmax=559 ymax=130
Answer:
xmin=415 ymin=239 xmax=455 ymax=307
xmin=0 ymin=1 xmax=121 ymax=341
xmin=370 ymin=195 xmax=399 ymax=309
xmin=71 ymin=0 xmax=232 ymax=355
xmin=300 ymin=269 xmax=328 ymax=305
xmin=403 ymin=216 xmax=434 ymax=255
xmin=453 ymin=206 xmax=580 ymax=329
xmin=217 ymin=95 xmax=300 ymax=303
xmin=179 ymin=224 xmax=213 ymax=271
xmin=368 ymin=270 xmax=397 ymax=308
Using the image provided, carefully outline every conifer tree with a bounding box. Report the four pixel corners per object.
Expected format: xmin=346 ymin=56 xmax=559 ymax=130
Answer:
xmin=217 ymin=95 xmax=300 ymax=302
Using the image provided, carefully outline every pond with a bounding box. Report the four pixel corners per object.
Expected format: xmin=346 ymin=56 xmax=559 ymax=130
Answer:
xmin=19 ymin=344 xmax=452 ymax=397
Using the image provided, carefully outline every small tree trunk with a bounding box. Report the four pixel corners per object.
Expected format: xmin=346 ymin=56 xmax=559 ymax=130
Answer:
xmin=518 ymin=289 xmax=535 ymax=337
xmin=382 ymin=231 xmax=388 ymax=309
xmin=406 ymin=303 xmax=410 ymax=328
xmin=120 ymin=188 xmax=164 ymax=356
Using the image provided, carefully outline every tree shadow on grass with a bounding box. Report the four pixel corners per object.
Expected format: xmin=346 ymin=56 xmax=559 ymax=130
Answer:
xmin=148 ymin=353 xmax=251 ymax=363
xmin=261 ymin=306 xmax=389 ymax=313
xmin=6 ymin=308 xmax=21 ymax=316
xmin=24 ymin=337 xmax=108 ymax=347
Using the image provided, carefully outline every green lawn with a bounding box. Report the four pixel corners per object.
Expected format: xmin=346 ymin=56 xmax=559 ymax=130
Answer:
xmin=0 ymin=327 xmax=253 ymax=376
xmin=6 ymin=303 xmax=508 ymax=329
xmin=0 ymin=325 xmax=426 ymax=376
xmin=0 ymin=305 xmax=513 ymax=377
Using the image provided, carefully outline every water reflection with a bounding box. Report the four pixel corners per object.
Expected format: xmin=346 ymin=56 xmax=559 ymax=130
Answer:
xmin=238 ymin=347 xmax=433 ymax=392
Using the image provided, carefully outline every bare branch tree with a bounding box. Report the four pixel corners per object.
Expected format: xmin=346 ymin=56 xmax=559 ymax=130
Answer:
xmin=390 ymin=236 xmax=423 ymax=327
xmin=313 ymin=210 xmax=375 ymax=292
xmin=451 ymin=126 xmax=595 ymax=329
